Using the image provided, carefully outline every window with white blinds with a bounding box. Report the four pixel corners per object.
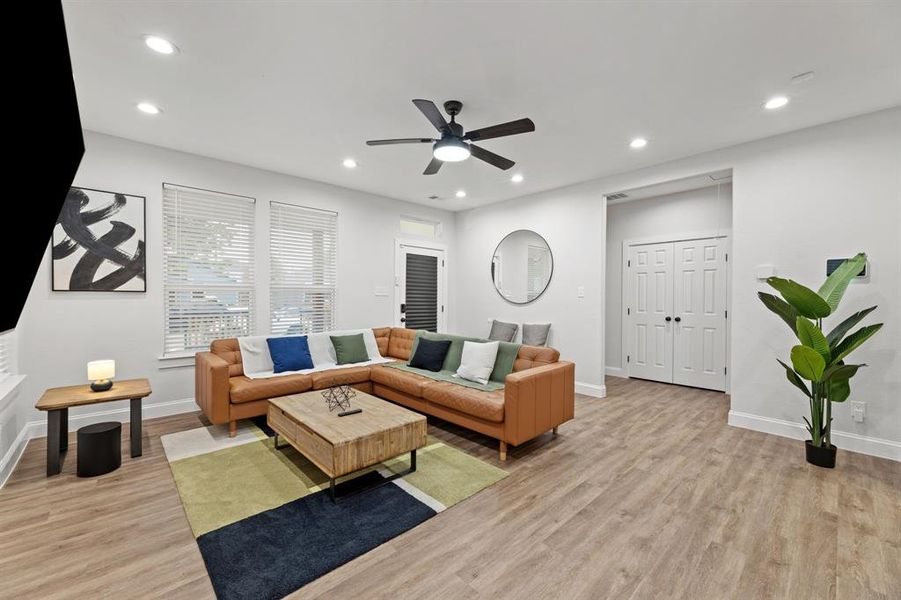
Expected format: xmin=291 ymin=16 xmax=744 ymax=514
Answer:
xmin=162 ymin=184 xmax=256 ymax=355
xmin=0 ymin=331 xmax=14 ymax=381
xmin=270 ymin=202 xmax=337 ymax=336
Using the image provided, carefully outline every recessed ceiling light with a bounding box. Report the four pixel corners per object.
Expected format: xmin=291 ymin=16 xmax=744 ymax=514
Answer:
xmin=145 ymin=35 xmax=177 ymax=55
xmin=342 ymin=158 xmax=357 ymax=169
xmin=630 ymin=137 xmax=648 ymax=149
xmin=455 ymin=190 xmax=467 ymax=198
xmin=136 ymin=102 xmax=161 ymax=115
xmin=764 ymin=95 xmax=790 ymax=110
xmin=511 ymin=173 xmax=524 ymax=183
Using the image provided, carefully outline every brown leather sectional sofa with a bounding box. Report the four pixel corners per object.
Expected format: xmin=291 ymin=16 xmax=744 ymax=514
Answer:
xmin=195 ymin=327 xmax=575 ymax=460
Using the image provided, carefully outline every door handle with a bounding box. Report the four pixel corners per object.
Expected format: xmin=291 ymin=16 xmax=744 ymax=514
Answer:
xmin=674 ymin=316 xmax=682 ymax=323
xmin=665 ymin=316 xmax=672 ymax=322
xmin=400 ymin=317 xmax=406 ymax=323
xmin=400 ymin=303 xmax=406 ymax=313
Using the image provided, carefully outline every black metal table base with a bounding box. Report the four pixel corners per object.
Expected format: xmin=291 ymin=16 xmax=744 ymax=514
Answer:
xmin=272 ymin=435 xmax=418 ymax=504
xmin=46 ymin=398 xmax=143 ymax=477
xmin=328 ymin=449 xmax=417 ymax=503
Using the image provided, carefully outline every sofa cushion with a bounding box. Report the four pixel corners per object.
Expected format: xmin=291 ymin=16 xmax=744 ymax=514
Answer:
xmin=387 ymin=327 xmax=417 ymax=360
xmin=266 ymin=336 xmax=313 ymax=373
xmin=455 ymin=340 xmax=499 ymax=385
xmin=311 ymin=366 xmax=372 ymax=390
xmin=409 ymin=337 xmax=452 ymax=372
xmin=229 ymin=374 xmax=312 ymax=403
xmin=422 ymin=382 xmax=505 ymax=422
xmin=210 ymin=338 xmax=245 ymax=377
xmin=370 ymin=364 xmax=435 ymax=397
xmin=522 ymin=323 xmax=551 ymax=346
xmin=513 ymin=345 xmax=561 ymax=371
xmin=330 ymin=333 xmax=370 ymax=365
xmin=488 ymin=319 xmax=518 ymax=342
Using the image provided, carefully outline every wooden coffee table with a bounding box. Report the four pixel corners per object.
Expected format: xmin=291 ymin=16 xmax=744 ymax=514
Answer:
xmin=268 ymin=388 xmax=427 ymax=501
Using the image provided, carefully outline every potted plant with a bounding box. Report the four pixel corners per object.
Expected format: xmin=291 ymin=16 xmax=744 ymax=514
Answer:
xmin=758 ymin=253 xmax=882 ymax=468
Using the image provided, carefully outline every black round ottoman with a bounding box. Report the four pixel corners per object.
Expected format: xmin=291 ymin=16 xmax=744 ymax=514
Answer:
xmin=77 ymin=421 xmax=122 ymax=477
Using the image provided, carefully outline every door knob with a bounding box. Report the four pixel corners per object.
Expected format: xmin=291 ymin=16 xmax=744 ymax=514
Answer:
xmin=674 ymin=316 xmax=682 ymax=323
xmin=665 ymin=316 xmax=672 ymax=322
xmin=400 ymin=317 xmax=406 ymax=323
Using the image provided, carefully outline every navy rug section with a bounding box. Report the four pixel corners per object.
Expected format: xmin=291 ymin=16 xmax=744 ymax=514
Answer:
xmin=197 ymin=471 xmax=437 ymax=600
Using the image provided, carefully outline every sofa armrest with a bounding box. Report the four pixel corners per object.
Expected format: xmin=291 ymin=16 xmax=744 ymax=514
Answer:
xmin=503 ymin=361 xmax=575 ymax=445
xmin=195 ymin=352 xmax=232 ymax=424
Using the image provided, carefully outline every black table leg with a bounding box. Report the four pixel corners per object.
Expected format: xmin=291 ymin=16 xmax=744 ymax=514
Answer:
xmin=46 ymin=409 xmax=65 ymax=476
xmin=59 ymin=408 xmax=68 ymax=452
xmin=329 ymin=478 xmax=336 ymax=501
xmin=130 ymin=398 xmax=142 ymax=458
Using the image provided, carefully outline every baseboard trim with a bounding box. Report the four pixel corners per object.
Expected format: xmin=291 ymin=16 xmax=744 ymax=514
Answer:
xmin=0 ymin=422 xmax=32 ymax=489
xmin=728 ymin=410 xmax=900 ymax=462
xmin=0 ymin=398 xmax=199 ymax=489
xmin=576 ymin=382 xmax=607 ymax=398
xmin=605 ymin=366 xmax=626 ymax=378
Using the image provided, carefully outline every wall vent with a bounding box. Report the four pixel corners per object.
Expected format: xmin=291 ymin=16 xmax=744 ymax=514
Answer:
xmin=606 ymin=192 xmax=628 ymax=200
xmin=428 ymin=195 xmax=440 ymax=200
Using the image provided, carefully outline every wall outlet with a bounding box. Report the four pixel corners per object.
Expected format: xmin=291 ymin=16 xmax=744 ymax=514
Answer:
xmin=851 ymin=401 xmax=866 ymax=423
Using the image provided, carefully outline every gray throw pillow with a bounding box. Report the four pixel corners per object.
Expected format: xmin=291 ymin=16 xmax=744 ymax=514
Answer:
xmin=522 ymin=323 xmax=551 ymax=346
xmin=488 ymin=319 xmax=518 ymax=342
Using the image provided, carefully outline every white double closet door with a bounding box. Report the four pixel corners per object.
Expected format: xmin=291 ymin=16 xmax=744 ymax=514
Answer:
xmin=627 ymin=237 xmax=727 ymax=391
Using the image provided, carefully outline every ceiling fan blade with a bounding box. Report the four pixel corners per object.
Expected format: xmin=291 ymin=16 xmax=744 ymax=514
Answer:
xmin=470 ymin=144 xmax=515 ymax=170
xmin=412 ymin=99 xmax=449 ymax=133
xmin=423 ymin=157 xmax=443 ymax=175
xmin=366 ymin=138 xmax=434 ymax=146
xmin=464 ymin=118 xmax=535 ymax=142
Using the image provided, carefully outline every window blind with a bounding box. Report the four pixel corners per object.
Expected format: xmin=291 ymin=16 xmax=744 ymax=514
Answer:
xmin=162 ymin=184 xmax=256 ymax=355
xmin=270 ymin=202 xmax=337 ymax=336
xmin=404 ymin=253 xmax=438 ymax=332
xmin=0 ymin=331 xmax=13 ymax=380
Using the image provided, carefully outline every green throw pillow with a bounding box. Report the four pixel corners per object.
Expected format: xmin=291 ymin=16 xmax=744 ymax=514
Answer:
xmin=330 ymin=333 xmax=370 ymax=365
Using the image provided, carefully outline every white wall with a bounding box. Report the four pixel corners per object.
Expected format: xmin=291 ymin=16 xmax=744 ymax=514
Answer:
xmin=455 ymin=182 xmax=607 ymax=397
xmin=605 ymin=184 xmax=733 ymax=372
xmin=9 ymin=131 xmax=456 ymax=452
xmin=456 ymin=107 xmax=900 ymax=458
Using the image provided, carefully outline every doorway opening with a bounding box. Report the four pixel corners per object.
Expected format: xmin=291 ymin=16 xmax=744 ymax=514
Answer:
xmin=604 ymin=170 xmax=733 ymax=392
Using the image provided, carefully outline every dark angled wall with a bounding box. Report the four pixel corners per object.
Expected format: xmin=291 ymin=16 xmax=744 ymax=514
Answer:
xmin=3 ymin=2 xmax=84 ymax=333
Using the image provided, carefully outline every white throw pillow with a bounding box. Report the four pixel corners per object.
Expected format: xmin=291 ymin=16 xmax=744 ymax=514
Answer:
xmin=455 ymin=340 xmax=499 ymax=385
xmin=237 ymin=335 xmax=275 ymax=375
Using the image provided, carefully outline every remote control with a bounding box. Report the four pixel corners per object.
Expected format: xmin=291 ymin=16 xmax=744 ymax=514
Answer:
xmin=338 ymin=408 xmax=363 ymax=417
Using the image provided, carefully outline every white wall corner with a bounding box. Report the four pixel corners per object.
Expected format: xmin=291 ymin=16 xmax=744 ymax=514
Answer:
xmin=576 ymin=381 xmax=607 ymax=398
xmin=728 ymin=410 xmax=900 ymax=462
xmin=605 ymin=366 xmax=626 ymax=378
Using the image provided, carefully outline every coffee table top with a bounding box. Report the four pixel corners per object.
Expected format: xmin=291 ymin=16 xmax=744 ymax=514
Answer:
xmin=36 ymin=378 xmax=152 ymax=411
xmin=269 ymin=388 xmax=426 ymax=446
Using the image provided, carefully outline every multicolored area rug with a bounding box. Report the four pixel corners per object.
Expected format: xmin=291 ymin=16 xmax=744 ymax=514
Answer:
xmin=162 ymin=418 xmax=507 ymax=600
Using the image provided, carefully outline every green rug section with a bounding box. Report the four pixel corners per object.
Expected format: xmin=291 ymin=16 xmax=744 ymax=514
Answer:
xmin=166 ymin=428 xmax=507 ymax=538
xmin=386 ymin=362 xmax=505 ymax=391
xmin=408 ymin=331 xmax=521 ymax=383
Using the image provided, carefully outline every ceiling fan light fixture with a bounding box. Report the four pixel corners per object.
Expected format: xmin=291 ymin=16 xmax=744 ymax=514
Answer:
xmin=433 ymin=138 xmax=471 ymax=162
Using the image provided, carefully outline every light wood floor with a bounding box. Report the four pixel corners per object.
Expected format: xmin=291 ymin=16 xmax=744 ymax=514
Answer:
xmin=1 ymin=377 xmax=898 ymax=599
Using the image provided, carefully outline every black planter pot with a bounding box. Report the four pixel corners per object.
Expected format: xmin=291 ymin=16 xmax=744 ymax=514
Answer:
xmin=805 ymin=440 xmax=837 ymax=468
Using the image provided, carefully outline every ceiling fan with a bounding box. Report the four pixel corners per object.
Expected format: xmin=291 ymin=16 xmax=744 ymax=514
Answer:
xmin=366 ymin=99 xmax=535 ymax=175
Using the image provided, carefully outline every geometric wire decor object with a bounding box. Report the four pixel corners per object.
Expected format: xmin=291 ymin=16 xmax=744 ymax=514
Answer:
xmin=321 ymin=385 xmax=356 ymax=412
xmin=52 ymin=186 xmax=146 ymax=292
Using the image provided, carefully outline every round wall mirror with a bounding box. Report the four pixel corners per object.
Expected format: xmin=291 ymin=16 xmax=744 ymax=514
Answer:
xmin=491 ymin=229 xmax=553 ymax=304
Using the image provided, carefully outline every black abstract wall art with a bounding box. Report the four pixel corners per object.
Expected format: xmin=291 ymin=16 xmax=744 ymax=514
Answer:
xmin=52 ymin=187 xmax=146 ymax=292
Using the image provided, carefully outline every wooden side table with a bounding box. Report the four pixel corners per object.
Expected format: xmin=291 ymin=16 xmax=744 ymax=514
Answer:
xmin=35 ymin=378 xmax=152 ymax=476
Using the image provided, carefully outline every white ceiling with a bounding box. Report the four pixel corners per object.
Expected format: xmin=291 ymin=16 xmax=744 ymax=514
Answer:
xmin=63 ymin=2 xmax=901 ymax=211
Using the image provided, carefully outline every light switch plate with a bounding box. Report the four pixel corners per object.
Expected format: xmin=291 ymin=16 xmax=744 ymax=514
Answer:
xmin=756 ymin=265 xmax=776 ymax=280
xmin=373 ymin=286 xmax=389 ymax=297
xmin=577 ymin=286 xmax=585 ymax=298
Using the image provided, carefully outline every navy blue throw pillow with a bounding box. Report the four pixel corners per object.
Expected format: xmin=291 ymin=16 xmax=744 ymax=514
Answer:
xmin=266 ymin=336 xmax=314 ymax=373
xmin=409 ymin=337 xmax=452 ymax=372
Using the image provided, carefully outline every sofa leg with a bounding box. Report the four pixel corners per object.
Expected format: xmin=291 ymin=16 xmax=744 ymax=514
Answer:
xmin=499 ymin=440 xmax=507 ymax=461
xmin=229 ymin=420 xmax=237 ymax=438
xmin=553 ymin=426 xmax=559 ymax=435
